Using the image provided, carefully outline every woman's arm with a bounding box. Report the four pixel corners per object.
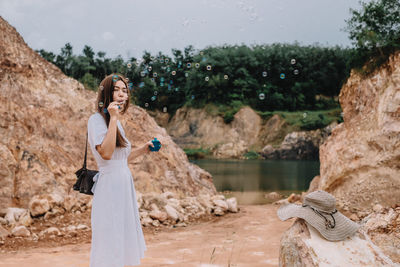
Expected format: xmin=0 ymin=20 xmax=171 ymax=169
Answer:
xmin=129 ymin=141 xmax=153 ymax=160
xmin=96 ymin=117 xmax=118 ymax=160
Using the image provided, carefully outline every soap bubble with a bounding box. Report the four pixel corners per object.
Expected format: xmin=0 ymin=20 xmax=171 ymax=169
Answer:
xmin=187 ymin=63 xmax=191 ymax=68
xmin=140 ymin=71 xmax=146 ymax=77
xmin=99 ymin=102 xmax=104 ymax=108
xmin=205 ymin=76 xmax=209 ymax=81
xmin=160 ymin=77 xmax=165 ymax=82
xmin=163 ymin=106 xmax=168 ymax=113
xmin=151 ymin=96 xmax=156 ymax=101
xmin=145 ymin=103 xmax=149 ymax=107
xmin=291 ymin=59 xmax=296 ymax=65
xmin=294 ymin=69 xmax=299 ymax=75
xmin=148 ymin=66 xmax=152 ymax=71
xmin=165 ymin=59 xmax=169 ymax=63
xmin=160 ymin=59 xmax=164 ymax=63
xmin=128 ymin=82 xmax=133 ymax=87
xmin=154 ymin=91 xmax=158 ymax=95
xmin=280 ymin=73 xmax=285 ymax=79
xmin=263 ymin=84 xmax=267 ymax=87
xmin=172 ymin=71 xmax=176 ymax=76
xmin=185 ymin=72 xmax=189 ymax=77
xmin=103 ymin=108 xmax=108 ymax=113
xmin=139 ymin=82 xmax=145 ymax=88
xmin=127 ymin=63 xmax=132 ymax=68
xmin=166 ymin=67 xmax=171 ymax=72
xmin=175 ymin=87 xmax=179 ymax=91
xmin=262 ymin=71 xmax=267 ymax=77
xmin=168 ymin=84 xmax=172 ymax=90
xmin=202 ymin=57 xmax=207 ymax=62
xmin=153 ymin=72 xmax=158 ymax=78
xmin=169 ymin=80 xmax=173 ymax=84
xmin=224 ymin=75 xmax=229 ymax=79
xmin=206 ymin=65 xmax=212 ymax=71
xmin=112 ymin=75 xmax=118 ymax=82
xmin=195 ymin=63 xmax=200 ymax=68
xmin=191 ymin=95 xmax=195 ymax=99
xmin=259 ymin=93 xmax=265 ymax=100
xmin=303 ymin=113 xmax=307 ymax=118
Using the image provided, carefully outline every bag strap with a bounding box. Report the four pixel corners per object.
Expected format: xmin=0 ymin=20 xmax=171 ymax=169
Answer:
xmin=83 ymin=130 xmax=88 ymax=169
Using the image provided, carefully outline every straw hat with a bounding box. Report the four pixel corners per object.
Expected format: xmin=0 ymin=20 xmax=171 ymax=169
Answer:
xmin=277 ymin=190 xmax=360 ymax=241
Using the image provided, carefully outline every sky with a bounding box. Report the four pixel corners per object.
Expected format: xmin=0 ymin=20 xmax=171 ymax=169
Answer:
xmin=0 ymin=0 xmax=366 ymax=59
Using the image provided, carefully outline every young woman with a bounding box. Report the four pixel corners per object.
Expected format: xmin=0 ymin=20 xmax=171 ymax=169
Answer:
xmin=87 ymin=73 xmax=153 ymax=267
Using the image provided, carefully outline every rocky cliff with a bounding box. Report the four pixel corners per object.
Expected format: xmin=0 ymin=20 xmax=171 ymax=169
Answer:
xmin=0 ymin=16 xmax=217 ymax=212
xmin=314 ymin=51 xmax=400 ymax=213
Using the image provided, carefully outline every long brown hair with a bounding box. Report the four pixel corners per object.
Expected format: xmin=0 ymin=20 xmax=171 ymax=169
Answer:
xmin=96 ymin=73 xmax=130 ymax=148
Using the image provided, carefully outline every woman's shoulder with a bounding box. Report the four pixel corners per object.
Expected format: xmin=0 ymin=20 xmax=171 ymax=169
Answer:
xmin=88 ymin=112 xmax=106 ymax=124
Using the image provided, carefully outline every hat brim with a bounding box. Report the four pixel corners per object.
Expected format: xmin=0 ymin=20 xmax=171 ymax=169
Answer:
xmin=277 ymin=203 xmax=360 ymax=241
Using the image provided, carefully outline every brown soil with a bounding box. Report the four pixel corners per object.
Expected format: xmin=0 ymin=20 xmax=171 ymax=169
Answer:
xmin=0 ymin=204 xmax=293 ymax=267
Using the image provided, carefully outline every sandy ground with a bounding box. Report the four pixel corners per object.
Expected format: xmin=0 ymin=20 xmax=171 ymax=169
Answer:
xmin=0 ymin=204 xmax=293 ymax=267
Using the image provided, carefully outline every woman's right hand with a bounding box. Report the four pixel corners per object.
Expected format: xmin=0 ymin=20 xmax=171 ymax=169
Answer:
xmin=107 ymin=101 xmax=121 ymax=119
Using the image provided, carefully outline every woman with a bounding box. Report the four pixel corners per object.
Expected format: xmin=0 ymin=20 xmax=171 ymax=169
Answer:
xmin=87 ymin=73 xmax=152 ymax=267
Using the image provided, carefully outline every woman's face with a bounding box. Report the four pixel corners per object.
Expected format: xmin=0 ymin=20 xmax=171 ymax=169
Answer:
xmin=113 ymin=80 xmax=129 ymax=109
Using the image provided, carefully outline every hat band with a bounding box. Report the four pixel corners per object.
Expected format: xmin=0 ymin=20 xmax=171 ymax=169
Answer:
xmin=302 ymin=204 xmax=338 ymax=229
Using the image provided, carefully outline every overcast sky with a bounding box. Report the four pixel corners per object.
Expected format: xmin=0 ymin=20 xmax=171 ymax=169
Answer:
xmin=1 ymin=0 xmax=366 ymax=59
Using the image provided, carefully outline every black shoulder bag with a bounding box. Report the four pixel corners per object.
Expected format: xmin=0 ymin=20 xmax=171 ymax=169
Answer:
xmin=73 ymin=131 xmax=98 ymax=195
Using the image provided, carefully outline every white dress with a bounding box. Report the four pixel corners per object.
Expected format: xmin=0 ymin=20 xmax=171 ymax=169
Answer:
xmin=87 ymin=112 xmax=147 ymax=267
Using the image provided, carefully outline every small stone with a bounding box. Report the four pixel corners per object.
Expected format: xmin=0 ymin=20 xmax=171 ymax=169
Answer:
xmin=349 ymin=213 xmax=359 ymax=221
xmin=373 ymin=204 xmax=383 ymax=213
xmin=11 ymin=225 xmax=30 ymax=237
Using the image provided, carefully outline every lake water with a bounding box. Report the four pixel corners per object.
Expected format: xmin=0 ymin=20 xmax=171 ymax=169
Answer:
xmin=190 ymin=159 xmax=320 ymax=204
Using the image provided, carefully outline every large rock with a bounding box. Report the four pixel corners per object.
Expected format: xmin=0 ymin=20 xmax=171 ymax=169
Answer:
xmin=0 ymin=16 xmax=217 ymax=211
xmin=312 ymin=51 xmax=400 ymax=213
xmin=279 ymin=219 xmax=397 ymax=266
xmin=261 ymin=123 xmax=336 ymax=160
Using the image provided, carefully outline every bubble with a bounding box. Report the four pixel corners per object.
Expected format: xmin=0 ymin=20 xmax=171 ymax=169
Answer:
xmin=112 ymin=75 xmax=118 ymax=82
xmin=172 ymin=71 xmax=176 ymax=76
xmin=160 ymin=77 xmax=165 ymax=82
xmin=263 ymin=84 xmax=267 ymax=87
xmin=153 ymin=73 xmax=158 ymax=78
xmin=139 ymin=82 xmax=145 ymax=88
xmin=195 ymin=63 xmax=200 ymax=68
xmin=205 ymin=76 xmax=209 ymax=81
xmin=148 ymin=66 xmax=152 ymax=71
xmin=206 ymin=65 xmax=212 ymax=71
xmin=163 ymin=106 xmax=167 ymax=113
xmin=191 ymin=95 xmax=195 ymax=100
xmin=259 ymin=93 xmax=265 ymax=100
xmin=166 ymin=67 xmax=171 ymax=72
xmin=127 ymin=63 xmax=132 ymax=68
xmin=202 ymin=57 xmax=207 ymax=62
xmin=160 ymin=83 xmax=164 ymax=87
xmin=165 ymin=59 xmax=169 ymax=63
xmin=99 ymin=102 xmax=104 ymax=108
xmin=303 ymin=113 xmax=307 ymax=118
xmin=187 ymin=63 xmax=191 ymax=68
xmin=151 ymin=78 xmax=155 ymax=82
xmin=160 ymin=59 xmax=164 ymax=63
xmin=144 ymin=103 xmax=149 ymax=107
xmin=291 ymin=59 xmax=296 ymax=65
xmin=169 ymin=80 xmax=173 ymax=84
xmin=168 ymin=84 xmax=172 ymax=90
xmin=140 ymin=71 xmax=146 ymax=77
xmin=175 ymin=87 xmax=179 ymax=91
xmin=125 ymin=77 xmax=129 ymax=82
xmin=293 ymin=69 xmax=299 ymax=75
xmin=128 ymin=82 xmax=133 ymax=87
xmin=178 ymin=61 xmax=182 ymax=68
xmin=224 ymin=75 xmax=229 ymax=79
xmin=280 ymin=73 xmax=285 ymax=79
xmin=154 ymin=91 xmax=158 ymax=95
xmin=151 ymin=96 xmax=156 ymax=101
xmin=185 ymin=72 xmax=189 ymax=77
xmin=262 ymin=71 xmax=267 ymax=77
xmin=103 ymin=108 xmax=108 ymax=114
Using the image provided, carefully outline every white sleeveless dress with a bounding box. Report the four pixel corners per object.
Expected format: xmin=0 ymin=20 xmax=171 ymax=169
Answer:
xmin=87 ymin=112 xmax=146 ymax=267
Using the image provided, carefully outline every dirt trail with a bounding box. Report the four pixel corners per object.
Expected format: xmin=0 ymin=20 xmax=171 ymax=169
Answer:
xmin=0 ymin=204 xmax=293 ymax=267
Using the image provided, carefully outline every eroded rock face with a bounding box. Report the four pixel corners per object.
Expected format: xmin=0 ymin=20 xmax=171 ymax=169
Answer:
xmin=314 ymin=52 xmax=400 ymax=213
xmin=0 ymin=16 xmax=217 ymax=211
xmin=279 ymin=219 xmax=397 ymax=266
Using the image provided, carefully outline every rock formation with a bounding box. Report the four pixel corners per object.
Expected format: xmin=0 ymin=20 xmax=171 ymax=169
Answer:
xmin=314 ymin=51 xmax=400 ymax=213
xmin=0 ymin=16 xmax=217 ymax=212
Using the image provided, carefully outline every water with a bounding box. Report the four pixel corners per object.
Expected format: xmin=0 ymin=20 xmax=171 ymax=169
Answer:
xmin=190 ymin=159 xmax=320 ymax=204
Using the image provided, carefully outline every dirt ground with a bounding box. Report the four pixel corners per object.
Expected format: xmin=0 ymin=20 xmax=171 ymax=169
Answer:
xmin=0 ymin=204 xmax=293 ymax=267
